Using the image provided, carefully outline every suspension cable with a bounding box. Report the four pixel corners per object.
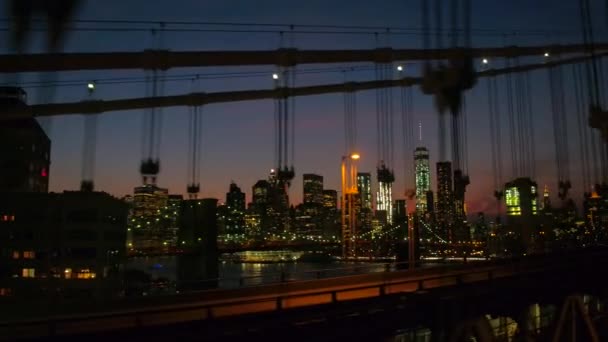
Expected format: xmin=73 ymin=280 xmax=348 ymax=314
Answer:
xmin=461 ymin=94 xmax=469 ymax=175
xmin=523 ymin=71 xmax=537 ymax=180
xmin=80 ymin=83 xmax=97 ymax=192
xmin=514 ymin=58 xmax=527 ymax=176
xmin=579 ymin=0 xmax=602 ymax=109
xmin=140 ymin=26 xmax=165 ymax=185
xmin=400 ymin=75 xmax=415 ymax=196
xmin=573 ymin=63 xmax=592 ymax=192
xmin=505 ymin=58 xmax=518 ymax=179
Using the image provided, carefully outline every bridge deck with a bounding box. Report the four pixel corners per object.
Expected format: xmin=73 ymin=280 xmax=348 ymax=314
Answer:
xmin=0 ymin=250 xmax=603 ymax=339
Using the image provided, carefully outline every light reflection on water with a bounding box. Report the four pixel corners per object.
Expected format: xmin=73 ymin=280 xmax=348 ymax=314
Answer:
xmin=126 ymin=255 xmax=390 ymax=290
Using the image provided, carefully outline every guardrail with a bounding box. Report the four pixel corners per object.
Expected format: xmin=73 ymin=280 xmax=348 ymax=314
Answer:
xmin=0 ymin=257 xmax=566 ymax=340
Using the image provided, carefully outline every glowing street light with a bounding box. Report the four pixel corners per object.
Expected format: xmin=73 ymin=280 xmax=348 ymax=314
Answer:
xmin=482 ymin=58 xmax=489 ymax=65
xmin=272 ymin=73 xmax=279 ymax=80
xmin=544 ymin=52 xmax=550 ymax=57
xmin=397 ymin=65 xmax=404 ymax=72
xmin=350 ymin=153 xmax=361 ymax=160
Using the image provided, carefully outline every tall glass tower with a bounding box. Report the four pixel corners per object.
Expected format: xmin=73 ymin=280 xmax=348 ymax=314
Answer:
xmin=303 ymin=174 xmax=324 ymax=206
xmin=356 ymin=172 xmax=372 ymax=210
xmin=376 ymin=165 xmax=394 ymax=224
xmin=414 ymin=147 xmax=431 ymax=214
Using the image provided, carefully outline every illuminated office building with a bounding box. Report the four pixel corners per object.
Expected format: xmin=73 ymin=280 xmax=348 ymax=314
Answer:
xmin=414 ymin=147 xmax=431 ymax=214
xmin=504 ymin=177 xmax=539 ymax=250
xmin=323 ymin=190 xmax=338 ymax=211
xmin=505 ymin=178 xmax=538 ymax=217
xmin=0 ymin=191 xmax=127 ymax=299
xmin=252 ymin=180 xmax=271 ymax=207
xmin=303 ymin=174 xmax=324 ymax=206
xmin=376 ymin=165 xmax=394 ymax=225
xmin=356 ymin=172 xmax=373 ymax=234
xmin=224 ymin=182 xmax=246 ymax=238
xmin=436 ymin=161 xmax=454 ymax=242
xmin=129 ymin=184 xmax=170 ymax=252
xmin=357 ymin=172 xmax=373 ymax=210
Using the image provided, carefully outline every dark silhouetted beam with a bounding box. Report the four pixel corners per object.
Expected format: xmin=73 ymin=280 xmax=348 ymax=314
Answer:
xmin=1 ymin=52 xmax=603 ymax=120
xmin=0 ymin=43 xmax=606 ymax=73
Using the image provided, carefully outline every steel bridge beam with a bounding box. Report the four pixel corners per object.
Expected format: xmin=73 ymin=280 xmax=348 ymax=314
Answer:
xmin=0 ymin=43 xmax=606 ymax=73
xmin=2 ymin=52 xmax=604 ymax=119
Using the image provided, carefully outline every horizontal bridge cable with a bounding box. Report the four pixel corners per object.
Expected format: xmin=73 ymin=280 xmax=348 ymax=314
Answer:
xmin=7 ymin=52 xmax=608 ymax=118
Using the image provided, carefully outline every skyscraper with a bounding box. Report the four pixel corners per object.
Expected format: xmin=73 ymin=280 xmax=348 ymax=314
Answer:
xmin=268 ymin=169 xmax=289 ymax=212
xmin=356 ymin=173 xmax=372 ymax=210
xmin=393 ymin=199 xmax=408 ymax=242
xmin=252 ymin=180 xmax=271 ymax=207
xmin=376 ymin=165 xmax=394 ymax=224
xmin=225 ymin=182 xmax=246 ymax=237
xmin=226 ymin=182 xmax=246 ymax=213
xmin=505 ymin=177 xmax=539 ymax=251
xmin=323 ymin=189 xmax=338 ymax=211
xmin=356 ymin=172 xmax=373 ymax=235
xmin=164 ymin=194 xmax=183 ymax=248
xmin=0 ymin=118 xmax=50 ymax=193
xmin=129 ymin=184 xmax=169 ymax=251
xmin=414 ymin=147 xmax=431 ymax=214
xmin=303 ymin=174 xmax=324 ymax=206
xmin=436 ymin=161 xmax=454 ymax=242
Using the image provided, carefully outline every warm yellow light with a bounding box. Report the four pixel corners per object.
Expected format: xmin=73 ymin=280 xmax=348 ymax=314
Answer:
xmin=351 ymin=153 xmax=360 ymax=160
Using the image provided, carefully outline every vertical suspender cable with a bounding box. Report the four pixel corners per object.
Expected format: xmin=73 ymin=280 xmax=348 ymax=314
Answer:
xmin=573 ymin=64 xmax=591 ymax=192
xmin=524 ymin=71 xmax=537 ymax=180
xmin=80 ymin=83 xmax=97 ymax=192
xmin=505 ymin=58 xmax=518 ymax=179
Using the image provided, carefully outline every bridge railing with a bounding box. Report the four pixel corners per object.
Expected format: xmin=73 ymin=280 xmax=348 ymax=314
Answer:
xmin=0 ymin=253 xmax=574 ymax=339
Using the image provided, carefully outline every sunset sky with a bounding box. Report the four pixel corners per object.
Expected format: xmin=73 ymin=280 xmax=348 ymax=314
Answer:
xmin=1 ymin=0 xmax=604 ymax=214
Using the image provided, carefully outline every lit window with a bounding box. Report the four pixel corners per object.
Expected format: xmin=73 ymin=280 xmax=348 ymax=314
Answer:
xmin=21 ymin=268 xmax=35 ymax=278
xmin=23 ymin=251 xmax=35 ymax=259
xmin=64 ymin=268 xmax=72 ymax=279
xmin=76 ymin=269 xmax=96 ymax=279
xmin=12 ymin=251 xmax=19 ymax=259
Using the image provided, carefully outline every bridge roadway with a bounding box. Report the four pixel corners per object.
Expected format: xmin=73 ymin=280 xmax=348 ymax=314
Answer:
xmin=1 ymin=248 xmax=607 ymax=340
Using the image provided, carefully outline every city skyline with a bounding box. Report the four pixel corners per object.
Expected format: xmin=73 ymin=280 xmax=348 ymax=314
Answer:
xmin=2 ymin=2 xmax=608 ymax=339
xmin=1 ymin=0 xmax=602 ymax=215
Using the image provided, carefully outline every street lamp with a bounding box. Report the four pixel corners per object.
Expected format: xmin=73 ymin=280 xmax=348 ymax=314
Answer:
xmin=482 ymin=58 xmax=489 ymax=65
xmin=272 ymin=73 xmax=279 ymax=80
xmin=397 ymin=65 xmax=404 ymax=72
xmin=341 ymin=153 xmax=360 ymax=259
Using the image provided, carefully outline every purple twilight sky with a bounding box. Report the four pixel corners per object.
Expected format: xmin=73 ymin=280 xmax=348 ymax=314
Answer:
xmin=1 ymin=0 xmax=605 ymax=214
